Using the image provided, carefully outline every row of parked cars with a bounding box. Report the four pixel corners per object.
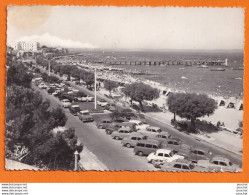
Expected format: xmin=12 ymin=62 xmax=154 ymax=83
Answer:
xmin=96 ymin=117 xmax=241 ymax=172
xmin=32 ymin=69 xmax=241 ymax=172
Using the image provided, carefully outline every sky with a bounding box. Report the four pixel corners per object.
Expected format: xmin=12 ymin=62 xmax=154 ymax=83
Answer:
xmin=7 ymin=6 xmax=245 ymax=50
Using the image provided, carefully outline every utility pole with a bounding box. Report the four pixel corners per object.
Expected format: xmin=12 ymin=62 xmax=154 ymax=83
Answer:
xmin=74 ymin=150 xmax=79 ymax=171
xmin=94 ymin=67 xmax=97 ymax=109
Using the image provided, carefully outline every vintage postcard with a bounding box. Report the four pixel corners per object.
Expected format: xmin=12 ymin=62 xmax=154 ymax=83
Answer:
xmin=5 ymin=6 xmax=244 ymax=172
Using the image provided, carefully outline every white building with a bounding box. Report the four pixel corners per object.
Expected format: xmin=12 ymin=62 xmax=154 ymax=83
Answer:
xmin=8 ymin=41 xmax=40 ymax=52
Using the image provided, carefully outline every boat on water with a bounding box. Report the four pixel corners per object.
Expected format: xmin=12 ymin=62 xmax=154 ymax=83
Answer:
xmin=210 ymin=68 xmax=226 ymax=71
xmin=197 ymin=65 xmax=209 ymax=68
xmin=231 ymin=67 xmax=244 ymax=70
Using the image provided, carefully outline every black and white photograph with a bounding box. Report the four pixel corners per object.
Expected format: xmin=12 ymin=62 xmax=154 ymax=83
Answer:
xmin=5 ymin=6 xmax=244 ymax=171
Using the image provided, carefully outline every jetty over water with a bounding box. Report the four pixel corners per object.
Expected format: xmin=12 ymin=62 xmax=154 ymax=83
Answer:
xmin=53 ymin=54 xmax=228 ymax=66
xmin=102 ymin=59 xmax=228 ymax=66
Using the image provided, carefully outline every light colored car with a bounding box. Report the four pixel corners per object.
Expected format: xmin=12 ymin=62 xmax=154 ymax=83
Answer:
xmin=111 ymin=128 xmax=132 ymax=140
xmin=82 ymin=95 xmax=94 ymax=102
xmin=129 ymin=120 xmax=149 ymax=130
xmin=77 ymin=110 xmax=94 ymax=122
xmin=61 ymin=99 xmax=71 ymax=108
xmin=160 ymin=159 xmax=208 ymax=172
xmin=121 ymin=132 xmax=147 ymax=148
xmin=147 ymin=149 xmax=184 ymax=165
xmin=197 ymin=155 xmax=241 ymax=172
xmin=97 ymin=99 xmax=108 ymax=107
xmin=139 ymin=126 xmax=162 ymax=138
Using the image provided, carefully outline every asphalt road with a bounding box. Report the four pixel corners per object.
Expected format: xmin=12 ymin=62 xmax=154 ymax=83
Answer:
xmin=35 ymin=67 xmax=243 ymax=169
xmin=66 ymin=79 xmax=243 ymax=166
xmin=33 ymin=84 xmax=157 ymax=171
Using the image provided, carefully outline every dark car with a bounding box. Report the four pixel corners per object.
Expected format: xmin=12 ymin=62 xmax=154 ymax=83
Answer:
xmin=57 ymin=92 xmax=74 ymax=102
xmin=97 ymin=118 xmax=112 ymax=129
xmin=105 ymin=104 xmax=117 ymax=112
xmin=161 ymin=138 xmax=191 ymax=153
xmin=69 ymin=105 xmax=81 ymax=116
xmin=178 ymin=147 xmax=213 ymax=163
xmin=105 ymin=122 xmax=123 ymax=135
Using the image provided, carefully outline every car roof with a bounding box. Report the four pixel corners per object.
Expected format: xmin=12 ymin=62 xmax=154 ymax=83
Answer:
xmin=137 ymin=139 xmax=160 ymax=145
xmin=156 ymin=149 xmax=172 ymax=154
xmin=62 ymin=99 xmax=69 ymax=101
xmin=192 ymin=147 xmax=209 ymax=153
xmin=129 ymin=120 xmax=141 ymax=123
xmin=147 ymin=126 xmax=161 ymax=130
xmin=80 ymin=110 xmax=90 ymax=113
xmin=168 ymin=137 xmax=181 ymax=142
xmin=130 ymin=132 xmax=144 ymax=137
xmin=174 ymin=159 xmax=191 ymax=164
xmin=212 ymin=155 xmax=230 ymax=163
xmin=122 ymin=122 xmax=135 ymax=126
xmin=101 ymin=118 xmax=112 ymax=122
xmin=119 ymin=128 xmax=131 ymax=131
xmin=71 ymin=105 xmax=80 ymax=108
xmin=158 ymin=132 xmax=170 ymax=136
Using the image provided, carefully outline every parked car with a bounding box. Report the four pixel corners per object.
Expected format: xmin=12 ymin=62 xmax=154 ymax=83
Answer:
xmin=147 ymin=149 xmax=184 ymax=165
xmin=178 ymin=147 xmax=213 ymax=163
xmin=121 ymin=132 xmax=147 ymax=148
xmin=161 ymin=138 xmax=191 ymax=153
xmin=80 ymin=95 xmax=94 ymax=102
xmin=113 ymin=117 xmax=128 ymax=123
xmin=69 ymin=105 xmax=81 ymax=116
xmin=160 ymin=159 xmax=208 ymax=172
xmin=61 ymin=99 xmax=71 ymax=108
xmin=129 ymin=120 xmax=149 ymax=130
xmin=77 ymin=110 xmax=94 ymax=122
xmin=152 ymin=132 xmax=172 ymax=142
xmin=97 ymin=118 xmax=112 ymax=129
xmin=120 ymin=122 xmax=137 ymax=132
xmin=105 ymin=122 xmax=123 ymax=134
xmin=134 ymin=139 xmax=161 ymax=156
xmin=97 ymin=99 xmax=108 ymax=107
xmin=111 ymin=128 xmax=132 ymax=140
xmin=139 ymin=126 xmax=162 ymax=138
xmin=38 ymin=83 xmax=48 ymax=89
xmin=105 ymin=104 xmax=117 ymax=112
xmin=197 ymin=155 xmax=241 ymax=172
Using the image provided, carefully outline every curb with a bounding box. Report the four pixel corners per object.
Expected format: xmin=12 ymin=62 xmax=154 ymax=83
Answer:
xmin=79 ymin=147 xmax=109 ymax=171
xmin=143 ymin=113 xmax=242 ymax=157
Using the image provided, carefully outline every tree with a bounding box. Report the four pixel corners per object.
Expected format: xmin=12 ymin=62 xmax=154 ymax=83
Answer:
xmin=167 ymin=93 xmax=180 ymax=122
xmin=7 ymin=63 xmax=33 ymax=88
xmin=104 ymin=80 xmax=119 ymax=95
xmin=167 ymin=93 xmax=217 ymax=132
xmin=122 ymin=82 xmax=160 ymax=111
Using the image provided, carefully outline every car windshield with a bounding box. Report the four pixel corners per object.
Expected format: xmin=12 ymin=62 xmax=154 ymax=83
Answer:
xmin=169 ymin=152 xmax=173 ymax=157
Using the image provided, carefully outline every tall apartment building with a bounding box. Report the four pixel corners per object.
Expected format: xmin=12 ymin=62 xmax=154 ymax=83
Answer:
xmin=8 ymin=41 xmax=40 ymax=52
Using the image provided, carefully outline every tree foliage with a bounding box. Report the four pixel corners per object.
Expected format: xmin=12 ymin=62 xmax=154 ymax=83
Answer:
xmin=7 ymin=63 xmax=33 ymax=88
xmin=123 ymin=82 xmax=160 ymax=111
xmin=167 ymin=93 xmax=217 ymax=132
xmin=5 ymin=61 xmax=82 ymax=170
xmin=104 ymin=80 xmax=119 ymax=94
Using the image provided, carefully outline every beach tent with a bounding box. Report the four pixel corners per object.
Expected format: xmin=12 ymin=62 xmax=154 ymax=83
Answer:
xmin=224 ymin=98 xmax=236 ymax=109
xmin=165 ymin=89 xmax=172 ymax=96
xmin=217 ymin=98 xmax=226 ymax=107
xmin=235 ymin=101 xmax=243 ymax=111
